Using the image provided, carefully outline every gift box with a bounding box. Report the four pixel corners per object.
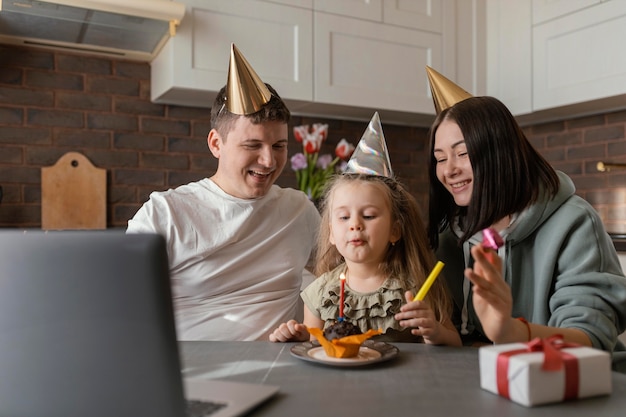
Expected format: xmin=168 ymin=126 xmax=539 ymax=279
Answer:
xmin=479 ymin=336 xmax=612 ymax=407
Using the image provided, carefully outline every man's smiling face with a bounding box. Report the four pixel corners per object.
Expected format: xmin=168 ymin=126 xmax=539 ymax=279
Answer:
xmin=208 ymin=116 xmax=288 ymax=199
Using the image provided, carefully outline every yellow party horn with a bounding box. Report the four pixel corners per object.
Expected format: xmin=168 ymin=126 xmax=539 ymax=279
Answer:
xmin=413 ymin=261 xmax=445 ymax=301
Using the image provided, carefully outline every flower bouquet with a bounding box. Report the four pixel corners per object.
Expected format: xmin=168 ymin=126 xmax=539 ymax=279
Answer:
xmin=291 ymin=123 xmax=355 ymax=200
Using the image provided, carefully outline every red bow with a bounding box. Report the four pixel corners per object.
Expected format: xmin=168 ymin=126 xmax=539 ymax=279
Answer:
xmin=496 ymin=335 xmax=580 ymax=400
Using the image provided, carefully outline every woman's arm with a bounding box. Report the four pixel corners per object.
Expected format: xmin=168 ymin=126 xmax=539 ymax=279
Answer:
xmin=466 ymin=244 xmax=593 ymax=346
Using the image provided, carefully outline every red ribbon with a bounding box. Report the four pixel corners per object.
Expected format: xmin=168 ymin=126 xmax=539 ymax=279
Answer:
xmin=496 ymin=335 xmax=580 ymax=401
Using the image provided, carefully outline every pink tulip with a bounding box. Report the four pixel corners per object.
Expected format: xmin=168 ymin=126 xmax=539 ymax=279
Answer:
xmin=311 ymin=123 xmax=328 ymax=141
xmin=335 ymin=138 xmax=355 ymax=161
xmin=304 ymin=138 xmax=319 ymax=154
xmin=293 ymin=125 xmax=308 ymax=143
xmin=290 ymin=124 xmax=354 ymax=201
xmin=294 ymin=123 xmax=329 ymax=154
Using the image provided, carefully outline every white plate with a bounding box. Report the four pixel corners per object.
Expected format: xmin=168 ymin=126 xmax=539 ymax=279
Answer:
xmin=290 ymin=339 xmax=399 ymax=367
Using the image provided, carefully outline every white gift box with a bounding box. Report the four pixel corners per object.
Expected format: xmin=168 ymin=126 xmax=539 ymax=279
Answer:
xmin=479 ymin=340 xmax=612 ymax=407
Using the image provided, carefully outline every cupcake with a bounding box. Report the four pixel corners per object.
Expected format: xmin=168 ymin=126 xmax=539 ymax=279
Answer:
xmin=323 ymin=320 xmax=362 ymax=340
xmin=308 ymin=320 xmax=382 ymax=358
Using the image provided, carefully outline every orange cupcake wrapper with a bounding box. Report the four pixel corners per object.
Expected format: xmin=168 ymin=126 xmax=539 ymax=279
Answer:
xmin=308 ymin=327 xmax=382 ymax=358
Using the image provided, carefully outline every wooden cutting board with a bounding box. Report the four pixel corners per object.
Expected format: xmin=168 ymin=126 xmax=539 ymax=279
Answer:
xmin=41 ymin=152 xmax=107 ymax=230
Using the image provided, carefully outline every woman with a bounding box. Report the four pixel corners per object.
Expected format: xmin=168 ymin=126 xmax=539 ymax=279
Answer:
xmin=427 ymin=95 xmax=626 ymax=365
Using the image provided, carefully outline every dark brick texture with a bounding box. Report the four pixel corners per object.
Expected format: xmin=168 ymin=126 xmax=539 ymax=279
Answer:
xmin=2 ymin=45 xmax=626 ymax=234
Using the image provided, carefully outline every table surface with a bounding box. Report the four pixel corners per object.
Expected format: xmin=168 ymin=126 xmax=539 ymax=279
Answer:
xmin=179 ymin=341 xmax=626 ymax=416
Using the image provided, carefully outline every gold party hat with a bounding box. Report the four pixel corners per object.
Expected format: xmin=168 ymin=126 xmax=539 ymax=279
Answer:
xmin=426 ymin=66 xmax=472 ymax=114
xmin=226 ymin=43 xmax=272 ymax=115
xmin=344 ymin=112 xmax=393 ymax=178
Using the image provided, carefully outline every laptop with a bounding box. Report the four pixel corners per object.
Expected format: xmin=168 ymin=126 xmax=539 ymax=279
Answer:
xmin=0 ymin=230 xmax=278 ymax=417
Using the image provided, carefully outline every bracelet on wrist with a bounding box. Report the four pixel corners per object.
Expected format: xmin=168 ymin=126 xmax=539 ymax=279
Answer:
xmin=516 ymin=317 xmax=531 ymax=342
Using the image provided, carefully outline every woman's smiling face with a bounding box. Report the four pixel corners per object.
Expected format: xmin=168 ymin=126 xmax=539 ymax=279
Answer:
xmin=433 ymin=119 xmax=474 ymax=207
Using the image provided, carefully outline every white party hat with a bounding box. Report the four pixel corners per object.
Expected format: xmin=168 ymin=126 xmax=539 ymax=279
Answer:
xmin=344 ymin=112 xmax=393 ymax=178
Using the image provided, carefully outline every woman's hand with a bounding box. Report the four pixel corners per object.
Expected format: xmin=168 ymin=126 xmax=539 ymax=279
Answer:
xmin=395 ymin=291 xmax=461 ymax=346
xmin=464 ymin=244 xmax=516 ymax=343
xmin=269 ymin=320 xmax=310 ymax=342
xmin=465 ymin=244 xmax=594 ymax=346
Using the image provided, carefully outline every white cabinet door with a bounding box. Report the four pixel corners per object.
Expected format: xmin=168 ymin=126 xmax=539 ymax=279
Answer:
xmin=260 ymin=0 xmax=313 ymax=7
xmin=151 ymin=0 xmax=313 ymax=108
xmin=313 ymin=12 xmax=444 ymax=116
xmin=532 ymin=0 xmax=601 ymax=25
xmin=383 ymin=0 xmax=443 ymax=31
xmin=486 ymin=0 xmax=532 ymax=115
xmin=314 ymin=0 xmax=445 ymax=31
xmin=313 ymin=0 xmax=383 ymax=21
xmin=533 ymin=0 xmax=626 ymax=111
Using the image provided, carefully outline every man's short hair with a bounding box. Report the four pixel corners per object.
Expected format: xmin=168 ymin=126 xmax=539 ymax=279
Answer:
xmin=210 ymin=83 xmax=290 ymax=139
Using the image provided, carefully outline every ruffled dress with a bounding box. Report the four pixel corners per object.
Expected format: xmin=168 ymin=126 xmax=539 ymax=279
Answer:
xmin=301 ymin=264 xmax=422 ymax=342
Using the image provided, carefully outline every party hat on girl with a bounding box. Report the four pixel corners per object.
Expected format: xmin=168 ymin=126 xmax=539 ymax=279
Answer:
xmin=344 ymin=112 xmax=393 ymax=178
xmin=226 ymin=43 xmax=272 ymax=115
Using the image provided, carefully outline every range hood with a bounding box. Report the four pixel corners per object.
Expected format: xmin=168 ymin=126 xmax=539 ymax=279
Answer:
xmin=0 ymin=0 xmax=185 ymax=61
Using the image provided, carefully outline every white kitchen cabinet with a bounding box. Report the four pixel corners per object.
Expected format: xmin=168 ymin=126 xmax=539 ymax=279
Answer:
xmin=260 ymin=0 xmax=313 ymax=8
xmin=533 ymin=0 xmax=626 ymax=111
xmin=484 ymin=0 xmax=626 ymax=124
xmin=313 ymin=0 xmax=383 ymax=21
xmin=454 ymin=0 xmax=487 ymax=98
xmin=485 ymin=0 xmax=532 ymax=115
xmin=313 ymin=12 xmax=444 ymax=115
xmin=314 ymin=0 xmax=444 ymax=31
xmin=532 ymin=0 xmax=601 ymax=25
xmin=151 ymin=0 xmax=313 ymax=108
xmin=383 ymin=0 xmax=444 ymax=31
xmin=308 ymin=0 xmax=458 ymax=124
xmin=150 ymin=0 xmax=478 ymax=126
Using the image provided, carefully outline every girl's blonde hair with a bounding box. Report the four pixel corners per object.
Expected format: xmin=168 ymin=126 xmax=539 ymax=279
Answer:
xmin=315 ymin=173 xmax=452 ymax=323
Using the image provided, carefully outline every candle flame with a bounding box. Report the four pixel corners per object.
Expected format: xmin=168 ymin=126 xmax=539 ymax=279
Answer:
xmin=340 ymin=273 xmax=346 ymax=281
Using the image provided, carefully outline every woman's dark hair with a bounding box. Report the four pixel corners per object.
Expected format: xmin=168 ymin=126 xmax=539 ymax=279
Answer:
xmin=427 ymin=96 xmax=559 ymax=249
xmin=210 ymin=83 xmax=290 ymax=140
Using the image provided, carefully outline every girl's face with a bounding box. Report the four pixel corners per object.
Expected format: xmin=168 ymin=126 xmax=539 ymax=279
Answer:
xmin=433 ymin=119 xmax=474 ymax=207
xmin=328 ymin=181 xmax=400 ymax=266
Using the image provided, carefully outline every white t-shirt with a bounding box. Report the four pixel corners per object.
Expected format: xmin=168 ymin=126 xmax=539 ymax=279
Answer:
xmin=127 ymin=178 xmax=320 ymax=341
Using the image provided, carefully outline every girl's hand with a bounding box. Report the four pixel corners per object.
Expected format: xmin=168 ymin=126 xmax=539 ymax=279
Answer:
xmin=269 ymin=320 xmax=310 ymax=342
xmin=395 ymin=291 xmax=443 ymax=344
xmin=464 ymin=244 xmax=515 ymax=343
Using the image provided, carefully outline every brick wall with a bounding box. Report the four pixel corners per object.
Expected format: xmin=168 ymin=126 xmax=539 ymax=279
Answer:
xmin=1 ymin=45 xmax=626 ymax=234
xmin=524 ymin=113 xmax=626 ymax=234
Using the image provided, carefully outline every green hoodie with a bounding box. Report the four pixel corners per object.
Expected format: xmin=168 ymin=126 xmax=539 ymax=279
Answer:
xmin=437 ymin=171 xmax=626 ymax=353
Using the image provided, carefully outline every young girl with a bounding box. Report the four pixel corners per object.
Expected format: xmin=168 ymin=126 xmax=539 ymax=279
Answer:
xmin=269 ymin=173 xmax=461 ymax=346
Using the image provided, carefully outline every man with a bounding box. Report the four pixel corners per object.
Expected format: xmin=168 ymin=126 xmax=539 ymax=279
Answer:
xmin=127 ymin=44 xmax=320 ymax=341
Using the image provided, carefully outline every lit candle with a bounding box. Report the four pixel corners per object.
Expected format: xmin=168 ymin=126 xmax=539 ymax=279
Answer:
xmin=339 ymin=273 xmax=346 ymax=319
xmin=413 ymin=261 xmax=445 ymax=301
